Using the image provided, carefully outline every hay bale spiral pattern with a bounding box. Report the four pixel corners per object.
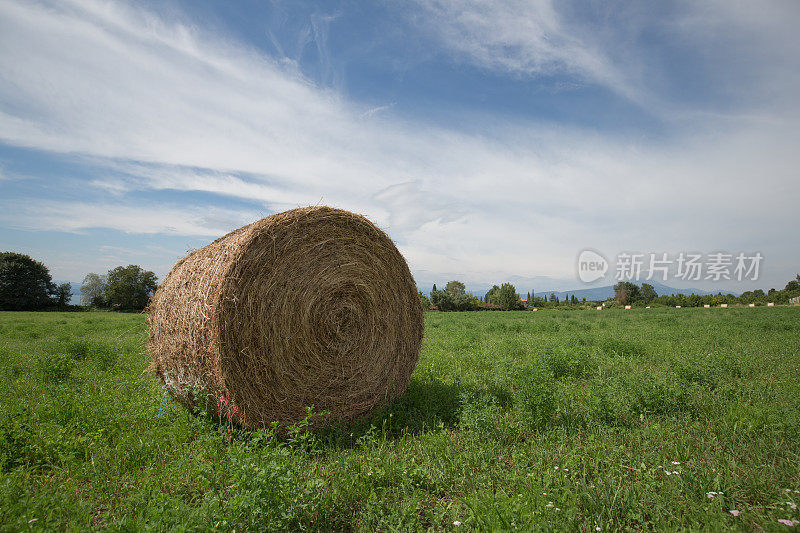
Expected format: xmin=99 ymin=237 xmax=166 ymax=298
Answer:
xmin=148 ymin=206 xmax=424 ymax=428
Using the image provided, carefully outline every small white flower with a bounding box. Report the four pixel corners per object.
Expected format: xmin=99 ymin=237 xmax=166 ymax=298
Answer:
xmin=672 ymin=471 xmax=680 ymax=475
xmin=546 ymin=502 xmax=554 ymax=508
xmin=596 ymin=527 xmax=602 ymax=531
xmin=665 ymin=471 xmax=672 ymax=476
xmin=453 ymin=521 xmax=461 ymax=526
xmin=554 ymin=466 xmax=559 ymax=470
xmin=555 ymin=508 xmax=561 ymax=511
xmin=672 ymin=461 xmax=681 ymax=465
xmin=788 ymin=502 xmax=797 ymax=510
xmin=706 ymin=492 xmax=717 ymax=498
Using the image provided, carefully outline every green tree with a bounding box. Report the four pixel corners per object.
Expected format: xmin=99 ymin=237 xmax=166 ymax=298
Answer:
xmin=430 ymin=286 xmax=475 ymax=311
xmin=81 ymin=273 xmax=108 ymax=307
xmin=614 ymin=281 xmax=640 ymax=305
xmin=488 ymin=282 xmax=523 ymax=310
xmin=640 ymin=283 xmax=658 ymax=302
xmin=484 ymin=285 xmax=500 ymax=303
xmin=429 ymin=287 xmax=451 ymax=310
xmin=418 ymin=291 xmax=431 ymax=310
xmin=105 ymin=265 xmax=158 ymax=311
xmin=55 ymin=282 xmax=73 ymax=307
xmin=445 ymin=280 xmax=466 ymax=296
xmin=0 ymin=252 xmax=57 ymax=310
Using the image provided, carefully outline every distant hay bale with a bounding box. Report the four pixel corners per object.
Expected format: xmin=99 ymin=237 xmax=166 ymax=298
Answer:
xmin=148 ymin=206 xmax=424 ymax=429
xmin=767 ymin=302 xmax=775 ymax=307
xmin=624 ymin=305 xmax=631 ymax=310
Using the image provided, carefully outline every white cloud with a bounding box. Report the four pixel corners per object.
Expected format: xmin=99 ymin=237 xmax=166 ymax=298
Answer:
xmin=0 ymin=0 xmax=798 ymax=288
xmin=0 ymin=200 xmax=259 ymax=237
xmin=409 ymin=0 xmax=800 ymax=118
xmin=410 ymin=0 xmax=639 ymax=101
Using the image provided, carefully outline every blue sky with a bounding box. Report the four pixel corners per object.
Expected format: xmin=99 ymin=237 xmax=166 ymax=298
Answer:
xmin=1 ymin=0 xmax=798 ymax=294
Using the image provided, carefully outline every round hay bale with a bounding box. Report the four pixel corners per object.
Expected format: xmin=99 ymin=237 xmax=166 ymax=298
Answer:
xmin=148 ymin=206 xmax=424 ymax=429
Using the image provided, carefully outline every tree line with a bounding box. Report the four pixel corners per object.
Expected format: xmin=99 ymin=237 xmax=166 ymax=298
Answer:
xmin=420 ymin=281 xmax=528 ymax=311
xmin=0 ymin=252 xmax=157 ymax=311
xmin=612 ymin=276 xmax=800 ymax=307
xmin=419 ymin=274 xmax=800 ymax=312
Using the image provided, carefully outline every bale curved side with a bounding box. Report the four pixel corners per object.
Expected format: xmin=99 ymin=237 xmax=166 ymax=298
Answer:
xmin=148 ymin=206 xmax=424 ymax=428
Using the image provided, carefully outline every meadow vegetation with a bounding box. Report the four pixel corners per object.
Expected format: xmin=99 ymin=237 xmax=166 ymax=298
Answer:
xmin=0 ymin=308 xmax=798 ymax=531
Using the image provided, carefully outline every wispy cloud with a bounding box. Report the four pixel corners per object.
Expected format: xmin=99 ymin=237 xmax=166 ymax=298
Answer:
xmin=360 ymin=103 xmax=396 ymax=119
xmin=410 ymin=0 xmax=638 ymax=100
xmin=0 ymin=200 xmax=259 ymax=237
xmin=409 ymin=0 xmax=800 ymax=118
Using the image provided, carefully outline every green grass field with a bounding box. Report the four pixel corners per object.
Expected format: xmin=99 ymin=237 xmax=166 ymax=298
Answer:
xmin=0 ymin=308 xmax=799 ymax=531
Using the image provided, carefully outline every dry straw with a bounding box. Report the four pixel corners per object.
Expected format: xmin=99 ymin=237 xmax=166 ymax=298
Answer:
xmin=148 ymin=206 xmax=424 ymax=429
